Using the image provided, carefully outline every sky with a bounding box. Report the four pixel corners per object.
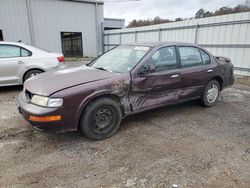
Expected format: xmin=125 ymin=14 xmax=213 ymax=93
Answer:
xmin=104 ymin=0 xmax=246 ymax=25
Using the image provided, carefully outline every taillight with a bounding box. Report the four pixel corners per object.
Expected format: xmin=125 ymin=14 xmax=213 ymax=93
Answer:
xmin=57 ymin=56 xmax=65 ymax=63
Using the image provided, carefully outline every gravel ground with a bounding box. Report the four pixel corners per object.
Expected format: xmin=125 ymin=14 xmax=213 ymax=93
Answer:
xmin=0 ymin=80 xmax=250 ymax=188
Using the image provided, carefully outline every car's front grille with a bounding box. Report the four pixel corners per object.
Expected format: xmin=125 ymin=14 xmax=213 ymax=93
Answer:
xmin=25 ymin=90 xmax=33 ymax=101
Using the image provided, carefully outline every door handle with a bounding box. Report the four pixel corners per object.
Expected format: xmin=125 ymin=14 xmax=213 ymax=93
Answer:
xmin=207 ymin=69 xmax=213 ymax=73
xmin=170 ymin=74 xmax=179 ymax=78
xmin=17 ymin=61 xmax=25 ymax=64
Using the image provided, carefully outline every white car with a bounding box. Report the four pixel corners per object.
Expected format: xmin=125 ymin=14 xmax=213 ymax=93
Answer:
xmin=0 ymin=42 xmax=65 ymax=86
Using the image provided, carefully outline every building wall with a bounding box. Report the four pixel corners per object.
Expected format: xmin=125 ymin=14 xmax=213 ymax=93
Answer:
xmin=0 ymin=0 xmax=32 ymax=44
xmin=104 ymin=18 xmax=125 ymax=30
xmin=0 ymin=0 xmax=104 ymax=57
xmin=104 ymin=12 xmax=250 ymax=76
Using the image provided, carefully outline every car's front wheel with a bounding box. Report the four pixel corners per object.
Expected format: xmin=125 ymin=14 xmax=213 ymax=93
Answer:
xmin=79 ymin=97 xmax=122 ymax=140
xmin=200 ymin=79 xmax=220 ymax=107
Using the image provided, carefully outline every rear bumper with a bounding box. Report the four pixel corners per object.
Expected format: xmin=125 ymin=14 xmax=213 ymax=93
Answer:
xmin=16 ymin=92 xmax=67 ymax=133
xmin=44 ymin=64 xmax=66 ymax=71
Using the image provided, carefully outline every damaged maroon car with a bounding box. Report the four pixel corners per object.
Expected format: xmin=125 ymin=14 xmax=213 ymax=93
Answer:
xmin=17 ymin=42 xmax=234 ymax=140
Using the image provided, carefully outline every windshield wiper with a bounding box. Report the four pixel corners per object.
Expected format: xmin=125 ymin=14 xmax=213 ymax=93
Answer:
xmin=95 ymin=67 xmax=112 ymax=72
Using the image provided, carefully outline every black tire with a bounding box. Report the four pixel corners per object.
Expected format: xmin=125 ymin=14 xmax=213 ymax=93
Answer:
xmin=24 ymin=69 xmax=43 ymax=82
xmin=79 ymin=97 xmax=122 ymax=140
xmin=200 ymin=79 xmax=220 ymax=107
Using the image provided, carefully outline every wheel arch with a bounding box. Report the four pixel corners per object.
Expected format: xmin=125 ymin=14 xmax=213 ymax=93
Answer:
xmin=76 ymin=93 xmax=125 ymax=130
xmin=22 ymin=68 xmax=45 ymax=83
xmin=209 ymin=76 xmax=224 ymax=90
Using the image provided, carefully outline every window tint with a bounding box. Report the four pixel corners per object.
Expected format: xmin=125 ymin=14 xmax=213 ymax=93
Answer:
xmin=0 ymin=45 xmax=21 ymax=58
xmin=200 ymin=50 xmax=211 ymax=64
xmin=145 ymin=46 xmax=177 ymax=72
xmin=179 ymin=47 xmax=203 ymax=68
xmin=21 ymin=48 xmax=32 ymax=57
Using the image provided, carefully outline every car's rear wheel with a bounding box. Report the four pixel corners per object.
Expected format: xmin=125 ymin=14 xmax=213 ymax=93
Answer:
xmin=200 ymin=80 xmax=220 ymax=107
xmin=24 ymin=69 xmax=43 ymax=82
xmin=79 ymin=97 xmax=122 ymax=140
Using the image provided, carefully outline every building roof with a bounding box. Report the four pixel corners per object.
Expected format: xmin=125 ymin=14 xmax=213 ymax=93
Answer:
xmin=104 ymin=18 xmax=125 ymax=21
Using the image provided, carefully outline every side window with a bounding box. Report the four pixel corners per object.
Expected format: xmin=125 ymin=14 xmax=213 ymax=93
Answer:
xmin=179 ymin=47 xmax=203 ymax=68
xmin=200 ymin=50 xmax=211 ymax=65
xmin=144 ymin=46 xmax=177 ymax=72
xmin=21 ymin=48 xmax=32 ymax=57
xmin=0 ymin=45 xmax=21 ymax=58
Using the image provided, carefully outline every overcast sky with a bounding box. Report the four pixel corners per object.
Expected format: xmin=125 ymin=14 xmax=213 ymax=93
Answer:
xmin=104 ymin=0 xmax=246 ymax=25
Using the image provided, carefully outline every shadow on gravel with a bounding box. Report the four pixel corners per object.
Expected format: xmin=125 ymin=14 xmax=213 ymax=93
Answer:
xmin=0 ymin=85 xmax=23 ymax=92
xmin=1 ymin=100 xmax=201 ymax=145
xmin=120 ymin=100 xmax=201 ymax=131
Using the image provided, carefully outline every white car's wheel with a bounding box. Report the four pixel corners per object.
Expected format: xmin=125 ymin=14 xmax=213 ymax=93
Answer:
xmin=24 ymin=70 xmax=43 ymax=82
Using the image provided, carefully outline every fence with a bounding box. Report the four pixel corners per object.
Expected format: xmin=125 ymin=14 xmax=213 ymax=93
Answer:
xmin=103 ymin=12 xmax=250 ymax=76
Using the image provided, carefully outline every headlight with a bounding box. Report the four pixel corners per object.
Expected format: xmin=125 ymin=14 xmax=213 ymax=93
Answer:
xmin=31 ymin=95 xmax=63 ymax=107
xmin=48 ymin=98 xmax=63 ymax=107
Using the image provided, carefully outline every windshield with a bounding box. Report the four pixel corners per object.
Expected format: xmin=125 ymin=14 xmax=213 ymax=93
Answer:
xmin=90 ymin=46 xmax=150 ymax=73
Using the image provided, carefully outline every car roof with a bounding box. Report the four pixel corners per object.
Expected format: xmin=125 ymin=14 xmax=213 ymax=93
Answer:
xmin=121 ymin=41 xmax=199 ymax=48
xmin=0 ymin=41 xmax=30 ymax=47
xmin=0 ymin=41 xmax=22 ymax=45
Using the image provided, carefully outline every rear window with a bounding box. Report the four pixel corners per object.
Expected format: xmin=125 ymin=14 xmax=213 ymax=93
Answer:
xmin=200 ymin=50 xmax=211 ymax=65
xmin=179 ymin=47 xmax=203 ymax=68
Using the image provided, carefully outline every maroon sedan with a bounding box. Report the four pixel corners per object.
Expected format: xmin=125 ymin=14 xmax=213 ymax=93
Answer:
xmin=17 ymin=42 xmax=234 ymax=140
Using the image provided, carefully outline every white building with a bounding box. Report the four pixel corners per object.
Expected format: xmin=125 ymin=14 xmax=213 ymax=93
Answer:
xmin=104 ymin=18 xmax=125 ymax=30
xmin=0 ymin=0 xmax=104 ymax=57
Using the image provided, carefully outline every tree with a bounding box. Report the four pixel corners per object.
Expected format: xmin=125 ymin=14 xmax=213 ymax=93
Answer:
xmin=195 ymin=8 xmax=206 ymax=18
xmin=204 ymin=11 xmax=212 ymax=17
xmin=175 ymin=17 xmax=183 ymax=22
xmin=126 ymin=3 xmax=250 ymax=28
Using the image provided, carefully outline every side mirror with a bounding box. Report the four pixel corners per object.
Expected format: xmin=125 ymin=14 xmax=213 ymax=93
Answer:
xmin=140 ymin=64 xmax=156 ymax=75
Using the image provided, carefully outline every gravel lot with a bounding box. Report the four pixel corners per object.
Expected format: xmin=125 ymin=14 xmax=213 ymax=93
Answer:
xmin=0 ymin=78 xmax=250 ymax=188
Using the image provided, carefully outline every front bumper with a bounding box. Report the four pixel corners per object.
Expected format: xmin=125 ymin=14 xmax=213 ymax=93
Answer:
xmin=16 ymin=92 xmax=66 ymax=133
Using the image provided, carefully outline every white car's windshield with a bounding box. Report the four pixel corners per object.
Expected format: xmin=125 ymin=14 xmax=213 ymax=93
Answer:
xmin=91 ymin=46 xmax=150 ymax=73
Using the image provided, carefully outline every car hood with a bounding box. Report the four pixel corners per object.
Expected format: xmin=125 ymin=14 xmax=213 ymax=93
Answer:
xmin=24 ymin=66 xmax=117 ymax=96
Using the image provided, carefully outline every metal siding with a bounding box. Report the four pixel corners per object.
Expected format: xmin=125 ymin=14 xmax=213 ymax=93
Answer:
xmin=30 ymin=0 xmax=101 ymax=57
xmin=109 ymin=34 xmax=120 ymax=44
xmin=137 ymin=31 xmax=158 ymax=42
xmin=0 ymin=0 xmax=31 ymax=43
xmin=104 ymin=12 xmax=250 ymax=76
xmin=104 ymin=19 xmax=125 ymax=29
xmin=121 ymin=33 xmax=135 ymax=43
xmin=0 ymin=0 xmax=104 ymax=57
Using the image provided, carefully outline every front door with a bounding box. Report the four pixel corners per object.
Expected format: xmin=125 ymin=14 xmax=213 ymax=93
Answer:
xmin=130 ymin=46 xmax=181 ymax=112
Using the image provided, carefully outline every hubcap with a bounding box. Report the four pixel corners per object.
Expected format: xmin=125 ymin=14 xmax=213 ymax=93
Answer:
xmin=92 ymin=107 xmax=113 ymax=130
xmin=28 ymin=73 xmax=40 ymax=79
xmin=206 ymin=84 xmax=219 ymax=103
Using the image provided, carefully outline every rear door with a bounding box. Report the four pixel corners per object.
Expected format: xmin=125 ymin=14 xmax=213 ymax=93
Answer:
xmin=177 ymin=46 xmax=216 ymax=100
xmin=0 ymin=44 xmax=31 ymax=85
xmin=130 ymin=46 xmax=181 ymax=112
